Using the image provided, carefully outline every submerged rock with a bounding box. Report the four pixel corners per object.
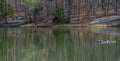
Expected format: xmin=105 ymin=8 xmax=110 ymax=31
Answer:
xmin=97 ymin=40 xmax=116 ymax=44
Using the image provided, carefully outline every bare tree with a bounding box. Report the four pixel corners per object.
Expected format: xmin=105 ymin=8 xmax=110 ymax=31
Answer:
xmin=67 ymin=0 xmax=71 ymax=23
xmin=77 ymin=0 xmax=81 ymax=21
xmin=114 ymin=0 xmax=118 ymax=15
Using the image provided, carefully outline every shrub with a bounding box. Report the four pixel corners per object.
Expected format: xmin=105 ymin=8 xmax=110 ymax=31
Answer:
xmin=82 ymin=14 xmax=90 ymax=21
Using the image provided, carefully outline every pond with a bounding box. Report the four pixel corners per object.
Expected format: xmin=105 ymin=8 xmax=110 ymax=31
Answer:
xmin=0 ymin=27 xmax=120 ymax=61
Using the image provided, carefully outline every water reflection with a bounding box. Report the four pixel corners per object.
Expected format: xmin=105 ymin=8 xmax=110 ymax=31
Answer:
xmin=90 ymin=27 xmax=120 ymax=35
xmin=0 ymin=27 xmax=120 ymax=61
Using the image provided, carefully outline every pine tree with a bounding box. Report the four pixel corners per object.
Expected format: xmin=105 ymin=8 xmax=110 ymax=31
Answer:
xmin=53 ymin=6 xmax=65 ymax=24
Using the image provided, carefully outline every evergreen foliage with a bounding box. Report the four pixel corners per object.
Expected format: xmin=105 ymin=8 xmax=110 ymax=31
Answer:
xmin=0 ymin=0 xmax=14 ymax=20
xmin=82 ymin=14 xmax=90 ymax=21
xmin=53 ymin=6 xmax=65 ymax=24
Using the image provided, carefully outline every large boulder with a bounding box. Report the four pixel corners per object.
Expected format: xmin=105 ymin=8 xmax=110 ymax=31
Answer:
xmin=90 ymin=15 xmax=120 ymax=26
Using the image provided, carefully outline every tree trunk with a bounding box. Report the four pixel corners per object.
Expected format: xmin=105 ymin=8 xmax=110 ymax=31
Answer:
xmin=61 ymin=0 xmax=65 ymax=18
xmin=106 ymin=0 xmax=110 ymax=15
xmin=28 ymin=13 xmax=32 ymax=23
xmin=33 ymin=7 xmax=38 ymax=25
xmin=0 ymin=16 xmax=2 ymax=22
xmin=55 ymin=0 xmax=57 ymax=8
xmin=114 ymin=0 xmax=118 ymax=15
xmin=101 ymin=0 xmax=106 ymax=16
xmin=4 ymin=0 xmax=8 ymax=24
xmin=67 ymin=0 xmax=71 ymax=23
xmin=43 ymin=0 xmax=47 ymax=19
xmin=86 ymin=0 xmax=90 ymax=15
xmin=92 ymin=0 xmax=96 ymax=17
xmin=77 ymin=0 xmax=81 ymax=21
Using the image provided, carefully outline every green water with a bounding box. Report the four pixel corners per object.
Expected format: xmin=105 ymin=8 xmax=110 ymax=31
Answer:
xmin=0 ymin=27 xmax=120 ymax=61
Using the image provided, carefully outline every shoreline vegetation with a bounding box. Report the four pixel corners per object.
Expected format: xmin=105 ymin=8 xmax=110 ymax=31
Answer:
xmin=1 ymin=14 xmax=120 ymax=27
xmin=1 ymin=15 xmax=120 ymax=27
xmin=0 ymin=18 xmax=119 ymax=27
xmin=21 ymin=22 xmax=89 ymax=27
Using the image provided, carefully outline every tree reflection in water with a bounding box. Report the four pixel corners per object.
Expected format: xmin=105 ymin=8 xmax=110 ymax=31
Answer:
xmin=0 ymin=27 xmax=119 ymax=61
